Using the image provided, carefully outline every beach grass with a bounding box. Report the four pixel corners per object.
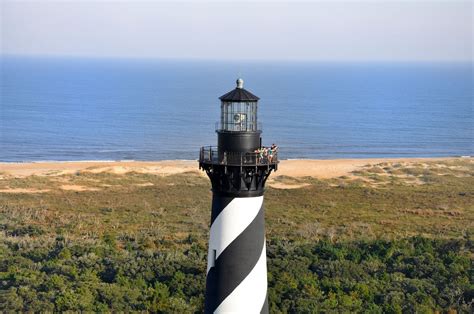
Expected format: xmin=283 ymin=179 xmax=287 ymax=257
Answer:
xmin=1 ymin=159 xmax=472 ymax=245
xmin=0 ymin=158 xmax=473 ymax=311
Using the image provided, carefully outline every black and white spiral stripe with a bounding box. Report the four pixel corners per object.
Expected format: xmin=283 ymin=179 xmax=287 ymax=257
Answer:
xmin=204 ymin=195 xmax=268 ymax=314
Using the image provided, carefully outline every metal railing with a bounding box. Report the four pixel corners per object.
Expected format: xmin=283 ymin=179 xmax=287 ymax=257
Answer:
xmin=215 ymin=122 xmax=263 ymax=132
xmin=199 ymin=146 xmax=278 ymax=166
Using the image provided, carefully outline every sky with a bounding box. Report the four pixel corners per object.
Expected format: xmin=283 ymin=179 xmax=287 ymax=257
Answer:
xmin=0 ymin=0 xmax=472 ymax=61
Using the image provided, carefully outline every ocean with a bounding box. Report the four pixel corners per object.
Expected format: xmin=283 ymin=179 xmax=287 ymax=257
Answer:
xmin=0 ymin=56 xmax=472 ymax=162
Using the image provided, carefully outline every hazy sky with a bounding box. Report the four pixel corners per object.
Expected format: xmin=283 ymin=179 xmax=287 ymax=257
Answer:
xmin=1 ymin=0 xmax=472 ymax=61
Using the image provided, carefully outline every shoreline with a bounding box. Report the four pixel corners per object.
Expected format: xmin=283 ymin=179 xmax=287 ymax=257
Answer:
xmin=0 ymin=157 xmax=470 ymax=179
xmin=0 ymin=155 xmax=470 ymax=164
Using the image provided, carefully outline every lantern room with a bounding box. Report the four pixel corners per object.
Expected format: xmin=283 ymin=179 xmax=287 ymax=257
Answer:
xmin=218 ymin=78 xmax=260 ymax=132
xmin=199 ymin=78 xmax=278 ymax=169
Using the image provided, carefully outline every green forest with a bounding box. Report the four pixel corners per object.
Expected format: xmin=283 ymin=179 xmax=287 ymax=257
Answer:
xmin=1 ymin=159 xmax=473 ymax=312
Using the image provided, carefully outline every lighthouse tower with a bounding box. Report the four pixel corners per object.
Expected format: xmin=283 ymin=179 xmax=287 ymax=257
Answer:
xmin=199 ymin=78 xmax=278 ymax=313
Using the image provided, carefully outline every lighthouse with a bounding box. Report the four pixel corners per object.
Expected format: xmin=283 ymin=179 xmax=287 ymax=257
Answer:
xmin=199 ymin=78 xmax=278 ymax=313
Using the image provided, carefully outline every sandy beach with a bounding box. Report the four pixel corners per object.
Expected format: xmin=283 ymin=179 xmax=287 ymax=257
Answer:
xmin=0 ymin=157 xmax=464 ymax=179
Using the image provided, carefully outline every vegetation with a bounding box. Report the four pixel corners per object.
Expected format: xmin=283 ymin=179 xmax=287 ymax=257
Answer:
xmin=0 ymin=159 xmax=473 ymax=312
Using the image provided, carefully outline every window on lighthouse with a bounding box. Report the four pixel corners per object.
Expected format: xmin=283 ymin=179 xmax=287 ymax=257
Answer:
xmin=221 ymin=101 xmax=257 ymax=131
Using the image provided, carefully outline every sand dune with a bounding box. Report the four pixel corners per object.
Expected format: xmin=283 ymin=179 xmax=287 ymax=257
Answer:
xmin=0 ymin=157 xmax=462 ymax=179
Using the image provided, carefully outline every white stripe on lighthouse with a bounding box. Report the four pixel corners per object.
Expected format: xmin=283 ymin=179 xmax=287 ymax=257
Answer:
xmin=207 ymin=196 xmax=263 ymax=274
xmin=214 ymin=242 xmax=268 ymax=314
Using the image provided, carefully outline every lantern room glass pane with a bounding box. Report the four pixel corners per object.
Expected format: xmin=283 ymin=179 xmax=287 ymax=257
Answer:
xmin=221 ymin=101 xmax=257 ymax=131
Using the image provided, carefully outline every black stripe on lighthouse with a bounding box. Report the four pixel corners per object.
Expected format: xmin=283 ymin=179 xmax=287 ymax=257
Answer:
xmin=210 ymin=194 xmax=234 ymax=225
xmin=205 ymin=196 xmax=268 ymax=314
